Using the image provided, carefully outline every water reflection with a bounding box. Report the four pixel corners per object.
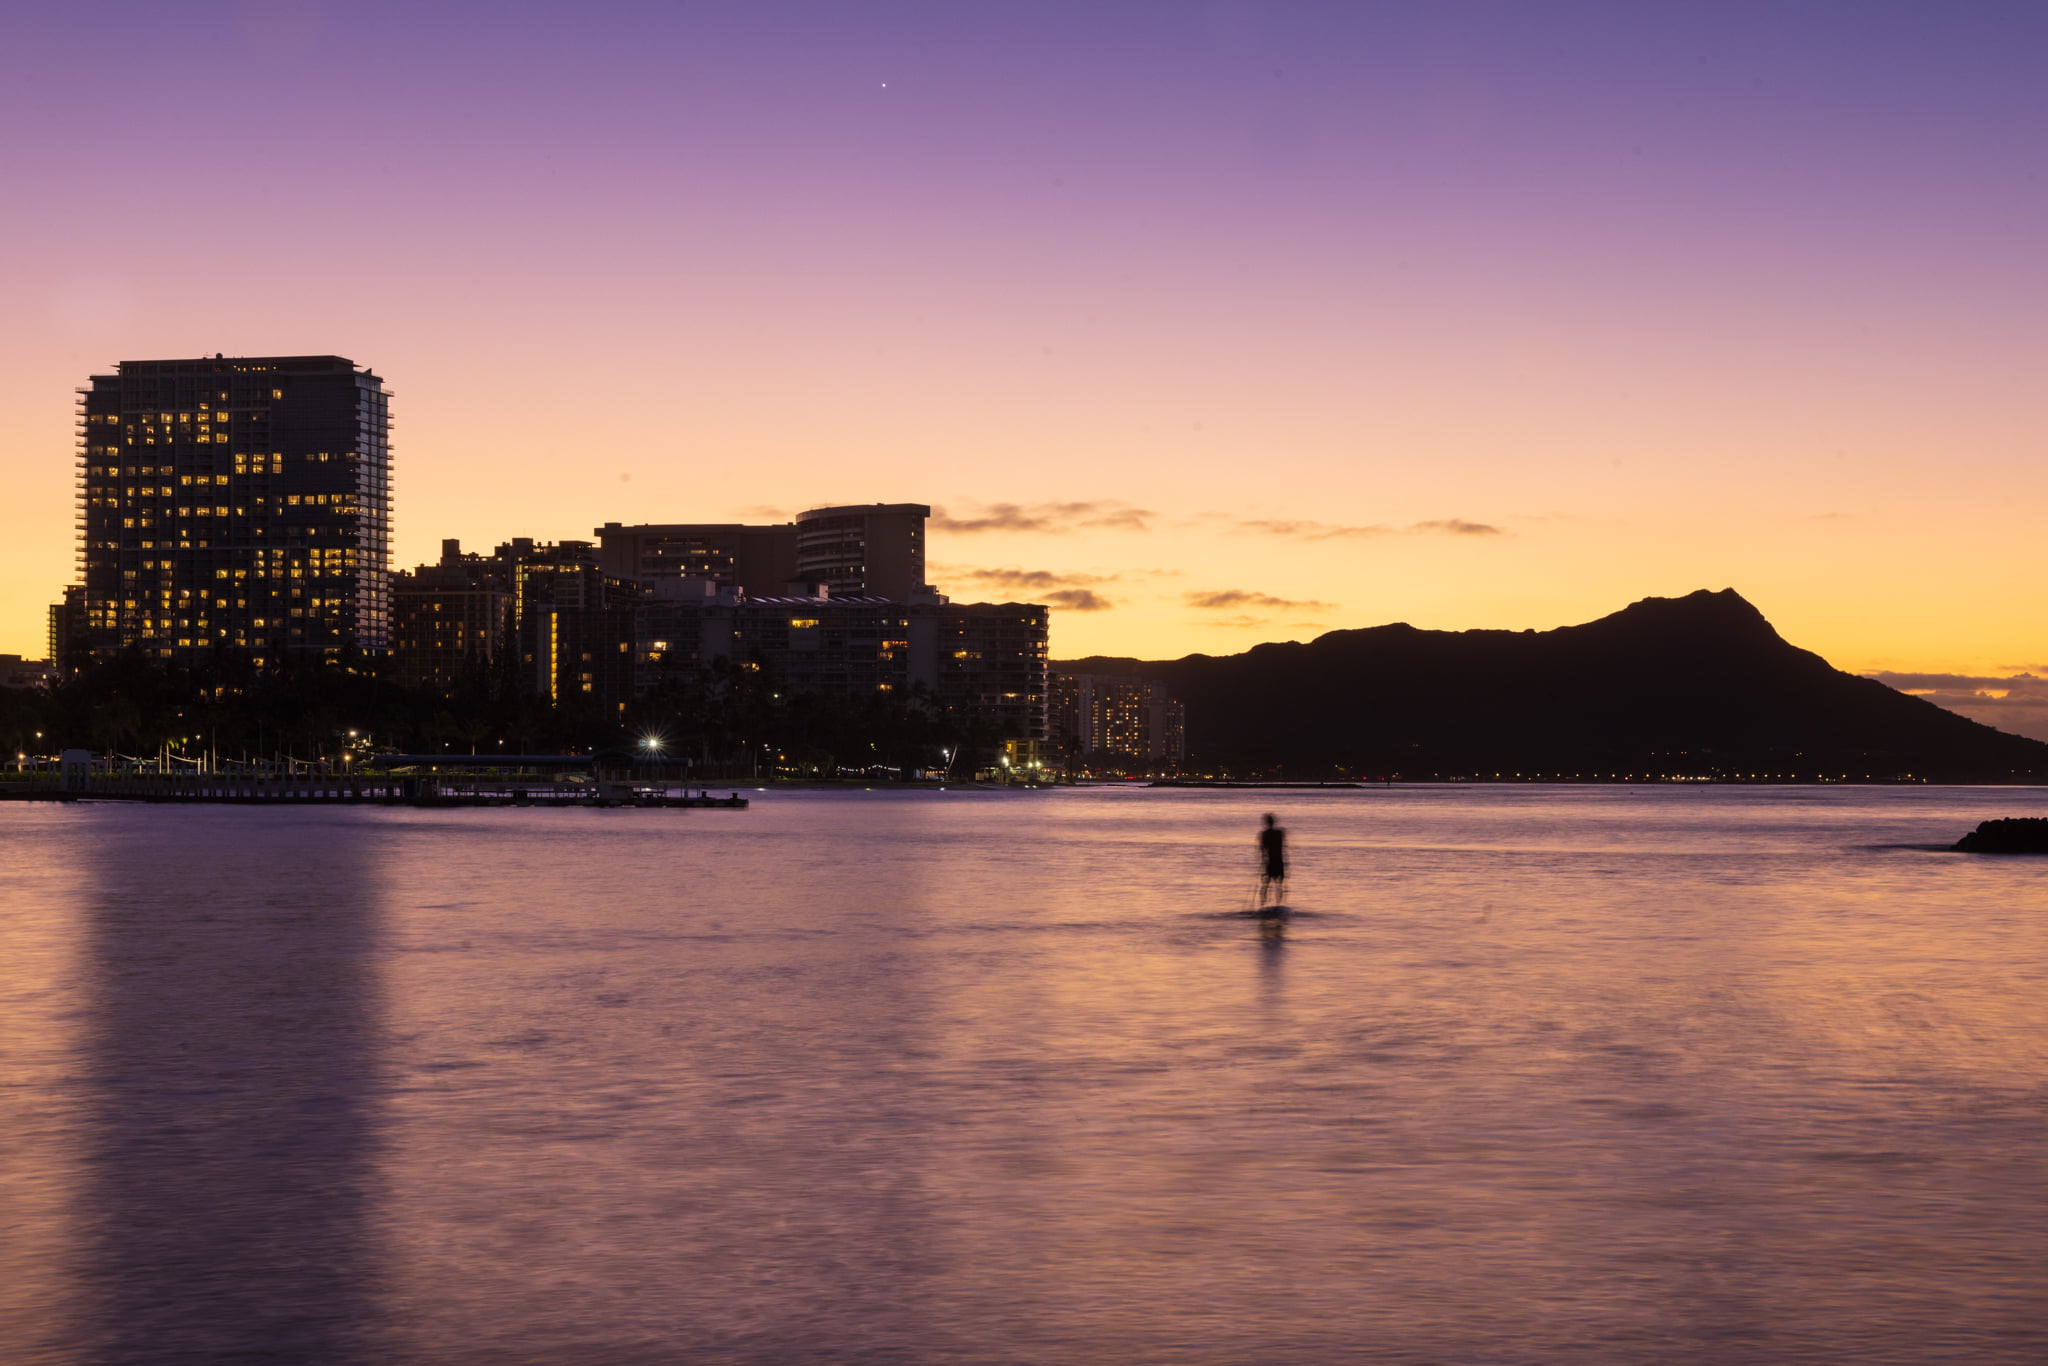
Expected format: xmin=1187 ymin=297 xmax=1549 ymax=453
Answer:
xmin=371 ymin=805 xmax=953 ymax=1360
xmin=8 ymin=787 xmax=2047 ymax=1363
xmin=74 ymin=810 xmax=384 ymax=1365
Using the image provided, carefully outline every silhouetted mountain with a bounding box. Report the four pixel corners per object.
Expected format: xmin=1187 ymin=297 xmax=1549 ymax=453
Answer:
xmin=1058 ymin=589 xmax=2048 ymax=781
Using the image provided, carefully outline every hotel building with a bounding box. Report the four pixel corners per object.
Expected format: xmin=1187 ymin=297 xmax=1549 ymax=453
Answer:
xmin=596 ymin=503 xmax=931 ymax=600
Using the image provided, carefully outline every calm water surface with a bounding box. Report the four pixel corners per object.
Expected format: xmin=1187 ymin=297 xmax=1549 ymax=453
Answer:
xmin=4 ymin=785 xmax=2048 ymax=1364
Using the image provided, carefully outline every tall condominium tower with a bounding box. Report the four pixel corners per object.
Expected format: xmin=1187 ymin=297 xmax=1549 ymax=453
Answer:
xmin=77 ymin=355 xmax=392 ymax=663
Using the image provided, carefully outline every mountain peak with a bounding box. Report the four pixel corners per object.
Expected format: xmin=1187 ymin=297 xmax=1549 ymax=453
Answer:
xmin=1581 ymin=588 xmax=1784 ymax=646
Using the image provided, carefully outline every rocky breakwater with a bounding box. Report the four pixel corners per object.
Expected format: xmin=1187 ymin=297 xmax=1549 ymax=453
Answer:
xmin=1953 ymin=817 xmax=2048 ymax=853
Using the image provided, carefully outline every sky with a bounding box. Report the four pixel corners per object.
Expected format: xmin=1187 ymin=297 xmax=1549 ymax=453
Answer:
xmin=3 ymin=1 xmax=2045 ymax=733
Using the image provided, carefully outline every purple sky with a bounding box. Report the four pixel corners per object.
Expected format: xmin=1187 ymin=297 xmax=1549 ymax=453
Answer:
xmin=4 ymin=1 xmax=2046 ymax=716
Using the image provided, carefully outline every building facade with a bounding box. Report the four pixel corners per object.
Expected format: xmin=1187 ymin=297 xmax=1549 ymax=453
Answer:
xmin=48 ymin=585 xmax=85 ymax=670
xmin=389 ymin=540 xmax=517 ymax=693
xmin=934 ymin=603 xmax=1050 ymax=739
xmin=627 ymin=592 xmax=1048 ymax=737
xmin=1050 ymin=672 xmax=1186 ymax=767
xmin=387 ymin=500 xmax=1045 ymax=737
xmin=793 ymin=503 xmax=930 ymax=598
xmin=76 ymin=355 xmax=392 ymax=663
xmin=0 ymin=655 xmax=59 ymax=690
xmin=593 ymin=522 xmax=800 ymax=596
xmin=596 ymin=502 xmax=931 ymax=601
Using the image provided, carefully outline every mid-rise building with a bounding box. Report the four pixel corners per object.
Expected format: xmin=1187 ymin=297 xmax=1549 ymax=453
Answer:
xmin=76 ymin=355 xmax=392 ymax=663
xmin=389 ymin=540 xmax=516 ymax=693
xmin=0 ymin=655 xmax=59 ymax=690
xmin=594 ymin=521 xmax=799 ymax=596
xmin=625 ymin=591 xmax=1047 ymax=737
xmin=497 ymin=539 xmax=641 ymax=703
xmin=48 ymin=585 xmax=85 ymax=671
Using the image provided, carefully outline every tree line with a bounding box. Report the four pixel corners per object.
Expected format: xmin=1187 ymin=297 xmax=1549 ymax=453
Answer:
xmin=1 ymin=648 xmax=1014 ymax=778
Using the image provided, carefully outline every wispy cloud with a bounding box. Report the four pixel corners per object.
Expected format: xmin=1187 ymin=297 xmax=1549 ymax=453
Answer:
xmin=940 ymin=566 xmax=1114 ymax=592
xmin=1868 ymin=671 xmax=2048 ymax=743
xmin=931 ymin=501 xmax=1154 ymax=533
xmin=1406 ymin=518 xmax=1504 ymax=536
xmin=1236 ymin=518 xmax=1389 ymax=540
xmin=1233 ymin=517 xmax=1503 ymax=540
xmin=1185 ymin=589 xmax=1335 ymax=611
xmin=930 ymin=565 xmax=1121 ymax=609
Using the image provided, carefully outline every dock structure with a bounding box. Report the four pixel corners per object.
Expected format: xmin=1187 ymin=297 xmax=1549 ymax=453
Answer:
xmin=0 ymin=754 xmax=748 ymax=809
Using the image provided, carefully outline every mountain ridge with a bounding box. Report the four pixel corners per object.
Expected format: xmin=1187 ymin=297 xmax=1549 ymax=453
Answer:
xmin=1055 ymin=590 xmax=2048 ymax=781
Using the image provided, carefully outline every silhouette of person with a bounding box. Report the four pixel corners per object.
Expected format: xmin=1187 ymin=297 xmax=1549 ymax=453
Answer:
xmin=1256 ymin=813 xmax=1288 ymax=910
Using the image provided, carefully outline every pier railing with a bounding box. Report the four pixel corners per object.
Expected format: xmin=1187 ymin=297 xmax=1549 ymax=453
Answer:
xmin=0 ymin=766 xmax=745 ymax=807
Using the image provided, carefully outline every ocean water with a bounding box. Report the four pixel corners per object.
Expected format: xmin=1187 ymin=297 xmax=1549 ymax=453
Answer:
xmin=3 ymin=785 xmax=2047 ymax=1365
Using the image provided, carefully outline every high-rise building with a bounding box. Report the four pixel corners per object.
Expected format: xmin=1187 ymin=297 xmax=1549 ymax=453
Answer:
xmin=934 ymin=603 xmax=1049 ymax=740
xmin=1050 ymin=673 xmax=1186 ymax=767
xmin=793 ymin=503 xmax=930 ymax=598
xmin=596 ymin=502 xmax=931 ymax=600
xmin=76 ymin=355 xmax=392 ymax=664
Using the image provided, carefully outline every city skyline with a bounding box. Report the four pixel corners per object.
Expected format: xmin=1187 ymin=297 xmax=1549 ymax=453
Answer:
xmin=4 ymin=2 xmax=2045 ymax=732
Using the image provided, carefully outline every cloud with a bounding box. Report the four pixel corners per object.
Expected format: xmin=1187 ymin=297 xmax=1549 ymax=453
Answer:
xmin=1867 ymin=671 xmax=2048 ymax=743
xmin=931 ymin=501 xmax=1153 ymax=533
xmin=1233 ymin=517 xmax=1503 ymax=540
xmin=1406 ymin=518 xmax=1505 ymax=536
xmin=1185 ymin=589 xmax=1335 ymax=611
xmin=929 ymin=565 xmax=1120 ymax=609
xmin=1237 ymin=518 xmax=1390 ymax=540
xmin=939 ymin=566 xmax=1114 ymax=592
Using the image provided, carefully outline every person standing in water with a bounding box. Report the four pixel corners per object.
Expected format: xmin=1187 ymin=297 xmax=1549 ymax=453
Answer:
xmin=1256 ymin=813 xmax=1288 ymax=910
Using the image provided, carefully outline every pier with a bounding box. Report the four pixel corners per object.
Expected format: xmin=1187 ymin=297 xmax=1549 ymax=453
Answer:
xmin=1 ymin=754 xmax=749 ymax=808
